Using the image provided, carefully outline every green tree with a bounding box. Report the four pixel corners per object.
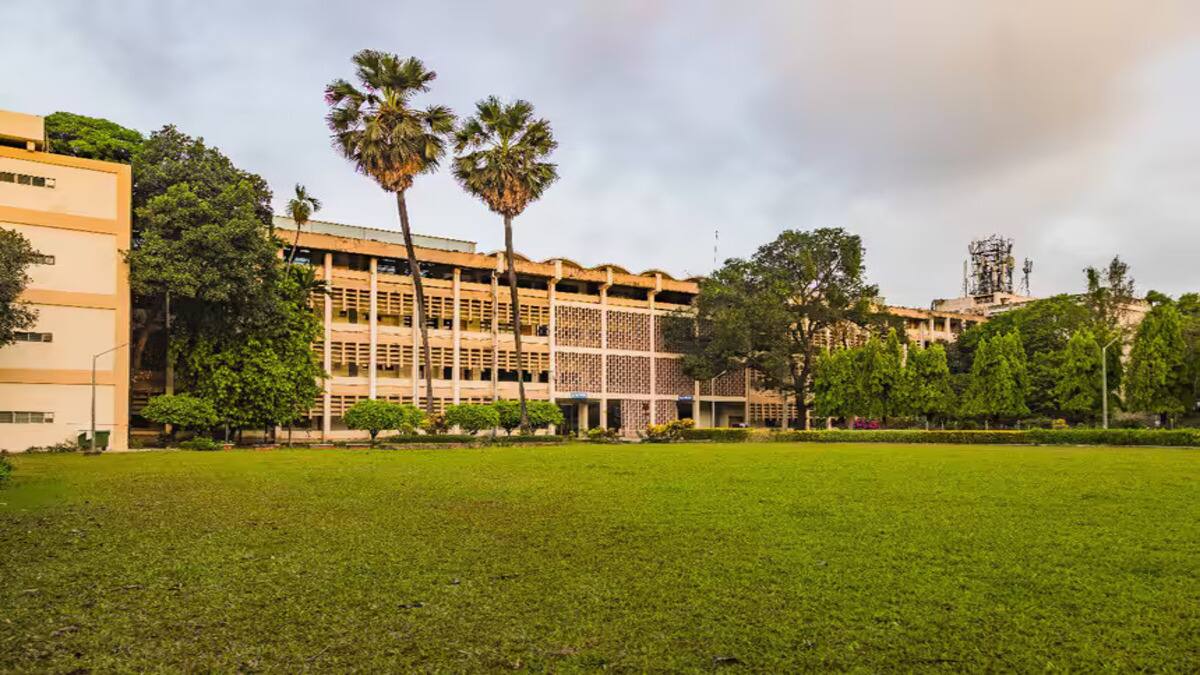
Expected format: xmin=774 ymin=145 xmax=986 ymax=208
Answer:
xmin=950 ymin=295 xmax=1091 ymax=415
xmin=127 ymin=125 xmax=278 ymax=377
xmin=326 ymin=50 xmax=455 ymax=417
xmin=44 ymin=112 xmax=144 ymax=163
xmin=453 ymin=97 xmax=559 ymax=432
xmin=1083 ymin=256 xmax=1136 ymax=401
xmin=813 ymin=347 xmax=857 ymax=422
xmin=1053 ymin=328 xmax=1103 ymax=421
xmin=0 ymin=228 xmax=38 ymax=348
xmin=445 ymin=403 xmax=500 ymax=435
xmin=961 ymin=332 xmax=1029 ymax=426
xmin=140 ymin=394 xmax=218 ymax=441
xmin=494 ymin=399 xmax=522 ymax=435
xmin=900 ymin=343 xmax=956 ymax=428
xmin=1126 ymin=298 xmax=1188 ymax=425
xmin=1178 ymin=293 xmax=1200 ymax=410
xmin=181 ymin=267 xmax=325 ymax=442
xmin=285 ymin=184 xmax=322 ymax=266
xmin=343 ymin=399 xmax=406 ymax=445
xmin=526 ymin=400 xmax=565 ymax=431
xmin=673 ymin=228 xmax=878 ymax=427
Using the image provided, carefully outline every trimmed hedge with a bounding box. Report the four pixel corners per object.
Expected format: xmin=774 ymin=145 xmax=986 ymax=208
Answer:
xmin=679 ymin=428 xmax=752 ymax=442
xmin=379 ymin=434 xmax=569 ymax=446
xmin=754 ymin=429 xmax=1200 ymax=447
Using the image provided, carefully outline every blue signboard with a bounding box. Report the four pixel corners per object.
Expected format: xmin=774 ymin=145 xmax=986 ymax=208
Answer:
xmin=569 ymin=392 xmax=588 ymax=400
xmin=678 ymin=395 xmax=694 ymax=402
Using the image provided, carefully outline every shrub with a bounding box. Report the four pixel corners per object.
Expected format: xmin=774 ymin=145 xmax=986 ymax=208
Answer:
xmin=445 ymin=403 xmax=500 ymax=435
xmin=141 ymin=394 xmax=218 ymax=434
xmin=26 ymin=437 xmax=81 ymax=453
xmin=644 ymin=418 xmax=695 ymax=443
xmin=586 ymin=427 xmax=620 ymax=442
xmin=422 ymin=412 xmax=450 ymax=435
xmin=1051 ymin=418 xmax=1070 ymax=430
xmin=0 ymin=454 xmax=11 ymax=485
xmin=527 ymin=401 xmax=566 ymax=430
xmin=679 ymin=427 xmax=752 ymax=442
xmin=382 ymin=434 xmax=480 ymax=445
xmin=343 ymin=400 xmax=421 ymax=444
xmin=491 ymin=434 xmax=568 ymax=445
xmin=178 ymin=437 xmax=221 ymax=451
xmin=494 ymin=400 xmax=522 ymax=434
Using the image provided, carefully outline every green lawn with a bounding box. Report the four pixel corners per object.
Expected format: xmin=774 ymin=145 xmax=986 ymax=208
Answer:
xmin=2 ymin=443 xmax=1198 ymax=671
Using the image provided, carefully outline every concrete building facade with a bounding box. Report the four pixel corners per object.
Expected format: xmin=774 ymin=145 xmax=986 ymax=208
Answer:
xmin=273 ymin=218 xmax=986 ymax=439
xmin=0 ymin=110 xmax=131 ymax=451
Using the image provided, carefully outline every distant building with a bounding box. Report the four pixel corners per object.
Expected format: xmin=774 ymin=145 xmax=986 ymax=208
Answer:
xmin=0 ymin=110 xmax=131 ymax=451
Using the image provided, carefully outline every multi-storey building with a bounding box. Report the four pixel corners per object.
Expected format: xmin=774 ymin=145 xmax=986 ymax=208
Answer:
xmin=275 ymin=217 xmax=987 ymax=439
xmin=0 ymin=110 xmax=131 ymax=452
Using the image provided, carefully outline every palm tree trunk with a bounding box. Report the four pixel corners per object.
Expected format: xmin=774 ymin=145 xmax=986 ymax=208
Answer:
xmin=395 ymin=190 xmax=436 ymax=417
xmin=286 ymin=225 xmax=303 ymax=266
xmin=503 ymin=215 xmax=530 ymax=432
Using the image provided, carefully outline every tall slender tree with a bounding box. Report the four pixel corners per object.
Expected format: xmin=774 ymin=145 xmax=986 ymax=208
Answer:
xmin=1053 ymin=328 xmax=1103 ymax=421
xmin=325 ymin=51 xmax=455 ymax=416
xmin=1127 ymin=296 xmax=1188 ymax=426
xmin=285 ymin=184 xmax=322 ymax=266
xmin=452 ymin=97 xmax=559 ymax=431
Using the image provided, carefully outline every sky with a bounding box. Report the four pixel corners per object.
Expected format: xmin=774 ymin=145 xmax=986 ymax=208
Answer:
xmin=4 ymin=0 xmax=1199 ymax=306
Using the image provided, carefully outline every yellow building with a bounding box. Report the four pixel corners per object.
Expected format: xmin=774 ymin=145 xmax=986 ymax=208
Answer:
xmin=0 ymin=110 xmax=131 ymax=452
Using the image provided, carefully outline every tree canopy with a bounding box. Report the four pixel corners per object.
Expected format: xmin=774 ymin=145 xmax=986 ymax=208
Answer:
xmin=44 ymin=112 xmax=144 ymax=163
xmin=960 ymin=332 xmax=1030 ymax=423
xmin=671 ymin=228 xmax=879 ymax=425
xmin=1126 ymin=298 xmax=1189 ymax=421
xmin=0 ymin=228 xmax=39 ymax=348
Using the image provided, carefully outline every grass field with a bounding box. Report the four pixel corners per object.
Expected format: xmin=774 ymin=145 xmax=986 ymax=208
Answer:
xmin=2 ymin=443 xmax=1198 ymax=671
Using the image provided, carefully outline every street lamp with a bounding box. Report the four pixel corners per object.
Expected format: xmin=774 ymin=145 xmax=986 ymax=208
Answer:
xmin=1100 ymin=336 xmax=1119 ymax=430
xmin=88 ymin=342 xmax=127 ymax=455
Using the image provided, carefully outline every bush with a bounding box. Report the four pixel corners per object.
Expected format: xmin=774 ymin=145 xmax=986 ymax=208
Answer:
xmin=644 ymin=418 xmax=695 ymax=443
xmin=422 ymin=412 xmax=450 ymax=435
xmin=445 ymin=403 xmax=499 ymax=435
xmin=679 ymin=427 xmax=752 ymax=442
xmin=494 ymin=400 xmax=522 ymax=434
xmin=527 ymin=400 xmax=565 ymax=430
xmin=344 ymin=400 xmax=423 ymax=444
xmin=586 ymin=427 xmax=620 ymax=442
xmin=141 ymin=394 xmax=218 ymax=433
xmin=0 ymin=454 xmax=11 ymax=485
xmin=178 ymin=437 xmax=221 ymax=451
xmin=26 ymin=437 xmax=81 ymax=453
xmin=382 ymin=434 xmax=480 ymax=445
xmin=674 ymin=428 xmax=1200 ymax=447
xmin=491 ymin=434 xmax=568 ymax=445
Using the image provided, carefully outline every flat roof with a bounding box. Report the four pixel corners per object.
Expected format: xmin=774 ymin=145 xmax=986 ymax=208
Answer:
xmin=273 ymin=215 xmax=477 ymax=254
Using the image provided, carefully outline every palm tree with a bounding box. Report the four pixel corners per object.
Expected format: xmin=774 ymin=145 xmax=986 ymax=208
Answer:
xmin=325 ymin=50 xmax=454 ymax=417
xmin=285 ymin=184 xmax=321 ymax=266
xmin=453 ymin=97 xmax=558 ymax=431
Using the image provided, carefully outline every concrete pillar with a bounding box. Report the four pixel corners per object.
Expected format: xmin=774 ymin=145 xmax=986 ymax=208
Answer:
xmin=648 ymin=289 xmax=657 ymax=425
xmin=599 ymin=283 xmax=609 ymax=430
xmin=692 ymin=380 xmax=701 ymax=426
xmin=411 ymin=281 xmax=420 ymax=405
xmin=548 ymin=272 xmax=559 ymax=431
xmin=368 ymin=257 xmax=378 ymax=400
xmin=322 ymin=252 xmax=333 ymax=439
xmin=490 ymin=267 xmax=499 ymax=402
xmin=452 ymin=268 xmax=461 ymax=404
xmin=579 ymin=400 xmax=590 ymax=433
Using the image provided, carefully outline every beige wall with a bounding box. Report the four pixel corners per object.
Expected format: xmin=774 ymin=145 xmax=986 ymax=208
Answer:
xmin=0 ymin=156 xmax=119 ymax=220
xmin=0 ymin=141 xmax=130 ymax=452
xmin=0 ymin=306 xmax=117 ymax=371
xmin=0 ymin=383 xmax=115 ymax=452
xmin=2 ymin=223 xmax=118 ymax=295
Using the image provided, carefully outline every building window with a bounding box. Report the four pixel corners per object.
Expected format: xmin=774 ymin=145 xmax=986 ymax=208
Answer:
xmin=0 ymin=411 xmax=55 ymax=423
xmin=32 ymin=254 xmax=55 ymax=265
xmin=0 ymin=171 xmax=56 ymax=189
xmin=14 ymin=331 xmax=53 ymax=343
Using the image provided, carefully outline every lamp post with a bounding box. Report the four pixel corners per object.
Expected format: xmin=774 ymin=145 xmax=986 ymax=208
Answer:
xmin=89 ymin=342 xmax=127 ymax=455
xmin=1100 ymin=336 xmax=1119 ymax=430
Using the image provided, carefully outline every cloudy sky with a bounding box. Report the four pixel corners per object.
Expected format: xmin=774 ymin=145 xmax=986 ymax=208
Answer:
xmin=4 ymin=1 xmax=1199 ymax=306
